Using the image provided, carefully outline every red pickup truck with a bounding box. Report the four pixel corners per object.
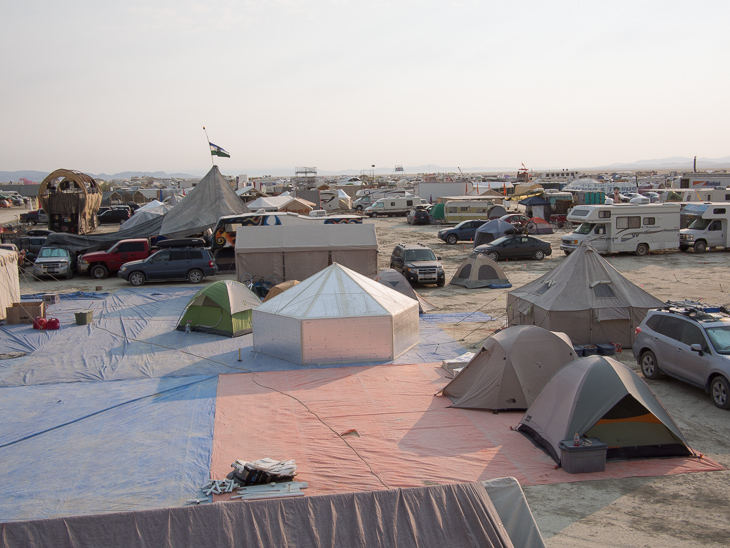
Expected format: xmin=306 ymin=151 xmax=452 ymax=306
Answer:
xmin=77 ymin=239 xmax=155 ymax=279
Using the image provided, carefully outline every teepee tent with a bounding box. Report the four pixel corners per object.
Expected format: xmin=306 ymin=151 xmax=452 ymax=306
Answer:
xmin=253 ymin=263 xmax=420 ymax=365
xmin=450 ymin=255 xmax=511 ymax=289
xmin=177 ymin=280 xmax=261 ymax=337
xmin=441 ymin=326 xmax=575 ymax=410
xmin=517 ymin=355 xmax=693 ymax=464
xmin=507 ymin=242 xmax=664 ymax=347
xmin=374 ymin=268 xmax=435 ymax=313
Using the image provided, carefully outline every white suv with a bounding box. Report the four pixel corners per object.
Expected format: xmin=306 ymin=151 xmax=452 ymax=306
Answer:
xmin=633 ymin=301 xmax=730 ymax=409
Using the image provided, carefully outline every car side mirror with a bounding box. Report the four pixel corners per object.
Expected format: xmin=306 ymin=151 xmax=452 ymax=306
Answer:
xmin=437 ymin=256 xmax=442 ymax=260
xmin=690 ymin=343 xmax=703 ymax=356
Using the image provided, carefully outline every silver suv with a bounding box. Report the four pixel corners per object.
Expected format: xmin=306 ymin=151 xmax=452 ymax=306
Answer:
xmin=633 ymin=301 xmax=730 ymax=409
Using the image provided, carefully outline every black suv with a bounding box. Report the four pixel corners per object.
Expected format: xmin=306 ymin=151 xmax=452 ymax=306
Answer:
xmin=97 ymin=207 xmax=131 ymax=224
xmin=407 ymin=208 xmax=431 ymax=225
xmin=390 ymin=243 xmax=445 ymax=286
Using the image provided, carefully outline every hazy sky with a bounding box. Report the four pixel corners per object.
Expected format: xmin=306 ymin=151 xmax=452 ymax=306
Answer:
xmin=3 ymin=1 xmax=729 ymax=176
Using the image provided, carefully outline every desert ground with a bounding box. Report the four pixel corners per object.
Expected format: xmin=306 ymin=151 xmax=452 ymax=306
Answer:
xmin=4 ymin=207 xmax=730 ymax=546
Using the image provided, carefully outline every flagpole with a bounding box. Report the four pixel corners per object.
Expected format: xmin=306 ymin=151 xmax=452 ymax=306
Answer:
xmin=203 ymin=126 xmax=214 ymax=167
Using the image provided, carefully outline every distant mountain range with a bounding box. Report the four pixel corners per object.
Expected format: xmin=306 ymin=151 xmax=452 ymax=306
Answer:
xmin=2 ymin=156 xmax=729 ymax=182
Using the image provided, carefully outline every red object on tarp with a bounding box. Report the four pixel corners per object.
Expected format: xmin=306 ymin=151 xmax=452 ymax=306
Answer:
xmin=46 ymin=317 xmax=60 ymax=330
xmin=33 ymin=317 xmax=48 ymax=330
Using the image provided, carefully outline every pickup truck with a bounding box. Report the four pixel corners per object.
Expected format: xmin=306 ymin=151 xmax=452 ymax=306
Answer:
xmin=77 ymin=238 xmax=155 ymax=279
xmin=19 ymin=209 xmax=48 ymax=225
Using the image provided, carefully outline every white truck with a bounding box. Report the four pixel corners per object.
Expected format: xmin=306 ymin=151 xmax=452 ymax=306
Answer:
xmin=679 ymin=203 xmax=730 ymax=253
xmin=364 ymin=196 xmax=429 ymax=217
xmin=560 ymin=203 xmax=681 ymax=256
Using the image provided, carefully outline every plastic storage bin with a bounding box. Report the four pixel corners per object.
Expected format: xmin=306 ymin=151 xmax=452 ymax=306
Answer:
xmin=559 ymin=437 xmax=607 ymax=473
xmin=596 ymin=343 xmax=616 ymax=356
xmin=75 ymin=311 xmax=93 ymax=325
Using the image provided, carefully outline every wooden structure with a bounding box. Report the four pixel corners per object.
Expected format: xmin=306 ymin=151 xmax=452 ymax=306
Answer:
xmin=38 ymin=169 xmax=102 ymax=234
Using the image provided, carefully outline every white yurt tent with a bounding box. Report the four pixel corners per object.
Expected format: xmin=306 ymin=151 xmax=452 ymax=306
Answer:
xmin=0 ymin=249 xmax=20 ymax=320
xmin=253 ymin=263 xmax=420 ymax=365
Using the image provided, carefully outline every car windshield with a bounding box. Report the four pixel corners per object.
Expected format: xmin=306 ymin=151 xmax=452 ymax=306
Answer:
xmin=688 ymin=218 xmax=711 ymax=230
xmin=490 ymin=236 xmax=509 ymax=246
xmin=38 ymin=248 xmax=68 ymax=258
xmin=404 ymin=249 xmax=436 ymax=261
xmin=575 ymin=222 xmax=594 ymax=235
xmin=705 ymin=325 xmax=730 ymax=355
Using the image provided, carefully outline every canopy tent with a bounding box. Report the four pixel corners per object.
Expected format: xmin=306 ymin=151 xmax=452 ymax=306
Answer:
xmin=506 ymin=242 xmax=664 ymax=347
xmin=374 ymin=268 xmax=435 ymax=313
xmin=441 ymin=326 xmax=575 ymax=410
xmin=245 ymin=196 xmax=293 ymax=212
xmin=0 ymin=249 xmax=20 ymax=320
xmin=450 ymin=255 xmax=511 ymax=289
xmin=473 ymin=219 xmax=517 ymax=247
xmin=253 ymin=263 xmax=420 ymax=365
xmin=176 ymin=280 xmax=261 ymax=337
xmin=517 ymin=355 xmax=693 ymax=464
xmin=159 ymin=165 xmax=249 ymax=238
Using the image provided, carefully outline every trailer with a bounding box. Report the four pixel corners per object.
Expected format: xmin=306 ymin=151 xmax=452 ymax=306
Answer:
xmin=560 ymin=203 xmax=680 ymax=256
xmin=679 ymin=203 xmax=730 ymax=252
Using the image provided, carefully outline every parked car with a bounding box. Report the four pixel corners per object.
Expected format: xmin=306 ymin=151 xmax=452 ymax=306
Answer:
xmin=407 ymin=208 xmax=432 ymax=225
xmin=78 ymin=238 xmax=157 ymax=279
xmin=499 ymin=214 xmax=531 ymax=230
xmin=19 ymin=209 xmax=48 ymax=225
xmin=472 ymin=235 xmax=552 ymax=261
xmin=438 ymin=219 xmax=489 ymax=245
xmin=633 ymin=301 xmax=730 ymax=409
xmin=97 ymin=208 xmax=131 ymax=224
xmin=118 ymin=247 xmax=218 ymax=286
xmin=389 ymin=243 xmax=445 ymax=286
xmin=32 ymin=246 xmax=76 ymax=279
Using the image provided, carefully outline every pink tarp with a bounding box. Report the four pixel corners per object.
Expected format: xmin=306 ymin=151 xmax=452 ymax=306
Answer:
xmin=211 ymin=363 xmax=723 ymax=498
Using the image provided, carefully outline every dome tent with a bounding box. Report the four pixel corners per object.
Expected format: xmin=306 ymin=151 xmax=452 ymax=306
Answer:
xmin=473 ymin=219 xmax=517 ymax=248
xmin=450 ymin=254 xmax=511 ymax=289
xmin=374 ymin=268 xmax=435 ymax=313
xmin=176 ymin=280 xmax=261 ymax=337
xmin=253 ymin=263 xmax=420 ymax=365
xmin=441 ymin=326 xmax=575 ymax=410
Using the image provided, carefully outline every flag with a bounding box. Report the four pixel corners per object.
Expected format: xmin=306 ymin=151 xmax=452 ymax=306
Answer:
xmin=503 ymin=181 xmax=506 ymax=196
xmin=209 ymin=142 xmax=230 ymax=158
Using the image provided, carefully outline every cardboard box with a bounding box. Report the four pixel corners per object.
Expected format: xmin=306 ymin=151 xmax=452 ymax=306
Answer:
xmin=5 ymin=301 xmax=46 ymax=325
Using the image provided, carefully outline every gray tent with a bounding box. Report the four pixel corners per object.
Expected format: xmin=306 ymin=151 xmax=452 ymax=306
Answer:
xmin=159 ymin=165 xmax=249 ymax=238
xmin=506 ymin=242 xmax=664 ymax=348
xmin=474 ymin=218 xmax=517 ymax=247
xmin=517 ymin=355 xmax=693 ymax=464
xmin=441 ymin=326 xmax=575 ymax=410
xmin=450 ymin=254 xmax=511 ymax=289
xmin=374 ymin=268 xmax=435 ymax=313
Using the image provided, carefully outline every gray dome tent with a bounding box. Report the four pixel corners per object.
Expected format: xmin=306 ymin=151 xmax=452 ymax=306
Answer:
xmin=374 ymin=268 xmax=435 ymax=313
xmin=450 ymin=254 xmax=511 ymax=289
xmin=473 ymin=218 xmax=517 ymax=248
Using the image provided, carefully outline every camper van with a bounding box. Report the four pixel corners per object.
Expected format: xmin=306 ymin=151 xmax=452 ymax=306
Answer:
xmin=442 ymin=200 xmax=496 ymax=224
xmin=560 ymin=203 xmax=680 ymax=256
xmin=680 ymin=203 xmax=730 ymax=252
xmin=364 ymin=196 xmax=429 ymax=217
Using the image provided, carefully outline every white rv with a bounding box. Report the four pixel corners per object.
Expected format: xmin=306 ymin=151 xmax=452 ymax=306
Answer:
xmin=679 ymin=203 xmax=730 ymax=252
xmin=560 ymin=203 xmax=681 ymax=256
xmin=364 ymin=196 xmax=429 ymax=217
xmin=352 ymin=189 xmax=411 ymax=211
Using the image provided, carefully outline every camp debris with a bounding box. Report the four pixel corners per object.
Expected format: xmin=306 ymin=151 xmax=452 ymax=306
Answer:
xmin=230 ymin=457 xmax=298 ymax=486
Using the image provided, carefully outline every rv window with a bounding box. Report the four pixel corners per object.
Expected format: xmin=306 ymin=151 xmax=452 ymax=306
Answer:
xmin=406 ymin=200 xmax=414 ymax=206
xmin=447 ymin=207 xmax=456 ymax=213
xmin=572 ymin=209 xmax=590 ymax=217
xmin=643 ymin=217 xmax=656 ymax=225
xmin=617 ymin=216 xmax=641 ymax=229
xmin=460 ymin=207 xmax=469 ymax=212
xmin=598 ymin=211 xmax=611 ymax=219
xmin=713 ymin=208 xmax=727 ymax=215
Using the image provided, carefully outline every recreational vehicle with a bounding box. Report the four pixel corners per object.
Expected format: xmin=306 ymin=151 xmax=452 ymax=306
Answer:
xmin=352 ymin=189 xmax=411 ymax=211
xmin=680 ymin=203 xmax=730 ymax=252
xmin=560 ymin=203 xmax=680 ymax=256
xmin=442 ymin=200 xmax=496 ymax=224
xmin=364 ymin=196 xmax=429 ymax=217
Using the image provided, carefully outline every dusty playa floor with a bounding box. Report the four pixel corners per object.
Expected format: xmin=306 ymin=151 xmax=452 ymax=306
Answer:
xmin=11 ymin=211 xmax=730 ymax=546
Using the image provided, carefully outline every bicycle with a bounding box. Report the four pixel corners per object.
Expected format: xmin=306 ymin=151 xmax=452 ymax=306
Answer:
xmin=239 ymin=272 xmax=280 ymax=299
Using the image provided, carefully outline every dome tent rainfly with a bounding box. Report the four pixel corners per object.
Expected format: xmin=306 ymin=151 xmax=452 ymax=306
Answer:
xmin=441 ymin=326 xmax=575 ymax=411
xmin=176 ymin=280 xmax=261 ymax=337
xmin=517 ymin=355 xmax=693 ymax=465
xmin=374 ymin=268 xmax=435 ymax=313
xmin=252 ymin=263 xmax=420 ymax=365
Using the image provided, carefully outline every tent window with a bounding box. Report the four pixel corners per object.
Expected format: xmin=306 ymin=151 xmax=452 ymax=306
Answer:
xmin=592 ymin=283 xmax=615 ymax=298
xmin=534 ymin=284 xmax=551 ymax=295
xmin=478 ymin=265 xmax=498 ymax=279
xmin=457 ymin=264 xmax=472 ymax=278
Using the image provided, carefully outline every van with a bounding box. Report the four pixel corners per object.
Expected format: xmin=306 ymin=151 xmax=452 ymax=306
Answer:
xmin=364 ymin=197 xmax=429 ymax=217
xmin=560 ymin=203 xmax=680 ymax=256
xmin=680 ymin=203 xmax=730 ymax=252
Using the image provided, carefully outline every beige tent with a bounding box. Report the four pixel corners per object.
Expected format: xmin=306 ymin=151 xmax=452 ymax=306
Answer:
xmin=235 ymin=224 xmax=378 ymax=282
xmin=263 ymin=280 xmax=300 ymax=302
xmin=0 ymin=249 xmax=20 ymax=320
xmin=450 ymin=254 xmax=511 ymax=289
xmin=441 ymin=326 xmax=575 ymax=410
xmin=507 ymin=242 xmax=664 ymax=348
xmin=253 ymin=263 xmax=419 ymax=365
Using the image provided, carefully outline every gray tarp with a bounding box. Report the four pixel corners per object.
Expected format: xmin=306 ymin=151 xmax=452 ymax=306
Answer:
xmin=0 ymin=482 xmax=519 ymax=548
xmin=44 ymin=216 xmax=164 ymax=254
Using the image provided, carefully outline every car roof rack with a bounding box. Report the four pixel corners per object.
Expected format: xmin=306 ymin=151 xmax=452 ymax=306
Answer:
xmin=661 ymin=300 xmax=730 ymax=320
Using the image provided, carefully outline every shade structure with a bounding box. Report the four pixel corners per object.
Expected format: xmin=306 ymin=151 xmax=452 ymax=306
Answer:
xmin=517 ymin=355 xmax=693 ymax=464
xmin=442 ymin=326 xmax=575 ymax=410
xmin=450 ymin=255 xmax=511 ymax=289
xmin=374 ymin=268 xmax=435 ymax=313
xmin=506 ymin=242 xmax=664 ymax=347
xmin=176 ymin=280 xmax=261 ymax=337
xmin=252 ymin=263 xmax=420 ymax=365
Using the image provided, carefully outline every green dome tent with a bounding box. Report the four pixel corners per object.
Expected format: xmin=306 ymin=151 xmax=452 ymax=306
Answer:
xmin=177 ymin=280 xmax=261 ymax=337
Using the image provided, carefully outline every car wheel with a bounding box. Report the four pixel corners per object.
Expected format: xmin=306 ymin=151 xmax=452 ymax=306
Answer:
xmin=446 ymin=234 xmax=458 ymax=245
xmin=65 ymin=270 xmax=73 ymax=280
xmin=635 ymin=243 xmax=649 ymax=256
xmin=355 ymin=205 xmax=363 ymax=212
xmin=710 ymin=376 xmax=730 ymax=410
xmin=90 ymin=264 xmax=108 ymax=279
xmin=371 ymin=212 xmax=378 ymax=218
xmin=487 ymin=251 xmax=498 ymax=262
xmin=187 ymin=269 xmax=203 ymax=284
xmin=437 ymin=278 xmax=445 ymax=287
xmin=533 ymin=250 xmax=545 ymax=260
xmin=695 ymin=240 xmax=707 ymax=253
xmin=28 ymin=219 xmax=37 ymax=226
xmin=129 ymin=272 xmax=145 ymax=286
xmin=640 ymin=350 xmax=661 ymax=380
